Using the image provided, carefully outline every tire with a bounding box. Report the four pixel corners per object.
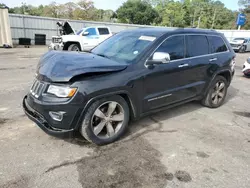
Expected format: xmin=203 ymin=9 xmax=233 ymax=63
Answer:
xmin=239 ymin=45 xmax=246 ymax=53
xmin=244 ymin=73 xmax=250 ymax=77
xmin=202 ymin=76 xmax=228 ymax=108
xmin=80 ymin=95 xmax=130 ymax=145
xmin=68 ymin=44 xmax=80 ymax=51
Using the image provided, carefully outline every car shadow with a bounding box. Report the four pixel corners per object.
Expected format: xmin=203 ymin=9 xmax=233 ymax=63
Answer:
xmin=121 ymin=101 xmax=202 ymax=142
xmin=224 ymin=85 xmax=239 ymax=103
xmin=54 ymin=86 xmax=239 ymax=146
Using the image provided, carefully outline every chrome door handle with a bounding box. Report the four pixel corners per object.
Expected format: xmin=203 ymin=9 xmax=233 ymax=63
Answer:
xmin=209 ymin=58 xmax=217 ymax=62
xmin=178 ymin=64 xmax=189 ymax=68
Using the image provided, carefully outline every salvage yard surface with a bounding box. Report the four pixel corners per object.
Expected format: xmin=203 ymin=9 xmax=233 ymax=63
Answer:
xmin=0 ymin=47 xmax=250 ymax=188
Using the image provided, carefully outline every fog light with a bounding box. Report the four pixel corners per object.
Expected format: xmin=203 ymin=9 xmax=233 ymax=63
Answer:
xmin=49 ymin=111 xmax=66 ymax=121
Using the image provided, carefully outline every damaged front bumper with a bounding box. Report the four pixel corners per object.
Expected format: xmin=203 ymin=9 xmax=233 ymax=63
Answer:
xmin=48 ymin=42 xmax=64 ymax=51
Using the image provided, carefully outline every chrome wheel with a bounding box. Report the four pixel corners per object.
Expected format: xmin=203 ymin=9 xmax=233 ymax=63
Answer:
xmin=211 ymin=81 xmax=226 ymax=105
xmin=72 ymin=46 xmax=80 ymax=51
xmin=91 ymin=101 xmax=125 ymax=139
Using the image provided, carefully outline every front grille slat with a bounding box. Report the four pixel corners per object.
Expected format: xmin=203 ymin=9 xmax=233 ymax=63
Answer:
xmin=30 ymin=80 xmax=45 ymax=98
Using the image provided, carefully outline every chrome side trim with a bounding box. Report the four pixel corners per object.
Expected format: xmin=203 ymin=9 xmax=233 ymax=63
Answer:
xmin=148 ymin=94 xmax=172 ymax=102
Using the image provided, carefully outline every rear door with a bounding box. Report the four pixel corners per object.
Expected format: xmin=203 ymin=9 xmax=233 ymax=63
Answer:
xmin=246 ymin=38 xmax=250 ymax=51
xmin=97 ymin=28 xmax=112 ymax=43
xmin=207 ymin=35 xmax=233 ymax=73
xmin=184 ymin=34 xmax=212 ymax=95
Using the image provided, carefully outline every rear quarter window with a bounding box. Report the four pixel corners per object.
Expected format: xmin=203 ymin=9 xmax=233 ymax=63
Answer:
xmin=186 ymin=35 xmax=209 ymax=57
xmin=98 ymin=28 xmax=110 ymax=35
xmin=207 ymin=36 xmax=228 ymax=53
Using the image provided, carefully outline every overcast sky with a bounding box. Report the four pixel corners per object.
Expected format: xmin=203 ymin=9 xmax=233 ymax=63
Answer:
xmin=1 ymin=0 xmax=239 ymax=11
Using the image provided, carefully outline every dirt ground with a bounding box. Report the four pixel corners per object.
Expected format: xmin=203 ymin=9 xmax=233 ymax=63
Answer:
xmin=0 ymin=47 xmax=249 ymax=188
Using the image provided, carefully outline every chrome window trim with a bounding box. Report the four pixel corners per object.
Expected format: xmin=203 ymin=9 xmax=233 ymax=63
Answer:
xmin=144 ymin=33 xmax=230 ymax=67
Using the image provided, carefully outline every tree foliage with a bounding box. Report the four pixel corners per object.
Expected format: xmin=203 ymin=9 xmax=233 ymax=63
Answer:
xmin=8 ymin=0 xmax=115 ymax=22
xmin=6 ymin=0 xmax=238 ymax=29
xmin=116 ymin=0 xmax=160 ymax=25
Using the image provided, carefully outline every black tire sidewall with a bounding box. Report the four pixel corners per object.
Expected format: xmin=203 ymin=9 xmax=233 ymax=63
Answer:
xmin=80 ymin=95 xmax=130 ymax=145
xmin=240 ymin=45 xmax=246 ymax=53
xmin=207 ymin=76 xmax=228 ymax=108
xmin=68 ymin=44 xmax=80 ymax=51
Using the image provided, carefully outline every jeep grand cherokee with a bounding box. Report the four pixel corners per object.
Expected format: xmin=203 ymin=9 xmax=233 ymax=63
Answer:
xmin=23 ymin=28 xmax=236 ymax=145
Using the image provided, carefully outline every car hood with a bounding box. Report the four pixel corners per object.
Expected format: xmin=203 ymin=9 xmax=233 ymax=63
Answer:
xmin=230 ymin=40 xmax=244 ymax=44
xmin=57 ymin=21 xmax=76 ymax=35
xmin=36 ymin=51 xmax=127 ymax=82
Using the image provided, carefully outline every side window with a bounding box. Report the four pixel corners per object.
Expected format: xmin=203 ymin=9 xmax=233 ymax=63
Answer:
xmin=155 ymin=35 xmax=184 ymax=60
xmin=207 ymin=36 xmax=228 ymax=53
xmin=84 ymin=28 xmax=97 ymax=36
xmin=98 ymin=28 xmax=110 ymax=35
xmin=186 ymin=35 xmax=209 ymax=57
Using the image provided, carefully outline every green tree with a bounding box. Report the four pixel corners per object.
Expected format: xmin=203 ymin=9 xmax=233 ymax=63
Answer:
xmin=116 ymin=0 xmax=159 ymax=25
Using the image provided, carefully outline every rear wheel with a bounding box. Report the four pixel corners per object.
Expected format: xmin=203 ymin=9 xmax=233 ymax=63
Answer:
xmin=80 ymin=95 xmax=130 ymax=145
xmin=68 ymin=44 xmax=80 ymax=51
xmin=202 ymin=76 xmax=228 ymax=108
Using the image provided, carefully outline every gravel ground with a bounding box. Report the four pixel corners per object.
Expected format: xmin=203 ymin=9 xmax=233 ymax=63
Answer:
xmin=0 ymin=47 xmax=249 ymax=188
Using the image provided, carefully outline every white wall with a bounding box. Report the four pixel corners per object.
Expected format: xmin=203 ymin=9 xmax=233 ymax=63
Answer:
xmin=219 ymin=30 xmax=250 ymax=42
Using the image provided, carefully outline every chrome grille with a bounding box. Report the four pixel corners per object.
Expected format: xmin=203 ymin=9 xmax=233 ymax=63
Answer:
xmin=52 ymin=37 xmax=61 ymax=43
xmin=30 ymin=80 xmax=45 ymax=98
xmin=230 ymin=43 xmax=239 ymax=47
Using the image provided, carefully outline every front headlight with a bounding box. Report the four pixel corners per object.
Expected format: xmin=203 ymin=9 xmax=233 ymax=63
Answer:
xmin=47 ymin=85 xmax=77 ymax=98
xmin=58 ymin=38 xmax=62 ymax=43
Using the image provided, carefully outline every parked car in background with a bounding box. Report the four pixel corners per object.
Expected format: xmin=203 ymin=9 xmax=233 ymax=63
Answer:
xmin=49 ymin=21 xmax=112 ymax=51
xmin=243 ymin=57 xmax=250 ymax=76
xmin=230 ymin=37 xmax=250 ymax=53
xmin=24 ymin=28 xmax=235 ymax=145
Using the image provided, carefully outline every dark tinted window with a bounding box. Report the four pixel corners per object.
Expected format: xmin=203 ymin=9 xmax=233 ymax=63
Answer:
xmin=156 ymin=36 xmax=184 ymax=60
xmin=85 ymin=28 xmax=97 ymax=35
xmin=98 ymin=28 xmax=110 ymax=35
xmin=208 ymin=36 xmax=228 ymax=53
xmin=186 ymin=35 xmax=209 ymax=57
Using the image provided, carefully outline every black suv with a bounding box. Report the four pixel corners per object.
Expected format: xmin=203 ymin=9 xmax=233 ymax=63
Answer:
xmin=23 ymin=28 xmax=235 ymax=145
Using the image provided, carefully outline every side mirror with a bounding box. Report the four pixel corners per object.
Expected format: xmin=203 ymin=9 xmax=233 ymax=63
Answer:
xmin=82 ymin=31 xmax=89 ymax=36
xmin=146 ymin=52 xmax=170 ymax=67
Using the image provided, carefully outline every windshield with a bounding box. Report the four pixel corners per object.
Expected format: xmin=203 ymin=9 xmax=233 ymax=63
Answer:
xmin=91 ymin=32 xmax=156 ymax=64
xmin=233 ymin=38 xmax=245 ymax=41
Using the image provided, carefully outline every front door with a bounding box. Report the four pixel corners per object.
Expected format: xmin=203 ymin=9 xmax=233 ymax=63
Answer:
xmin=82 ymin=28 xmax=100 ymax=50
xmin=142 ymin=34 xmax=210 ymax=112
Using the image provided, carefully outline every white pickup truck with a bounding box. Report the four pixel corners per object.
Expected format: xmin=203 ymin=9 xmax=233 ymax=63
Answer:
xmin=49 ymin=22 xmax=112 ymax=51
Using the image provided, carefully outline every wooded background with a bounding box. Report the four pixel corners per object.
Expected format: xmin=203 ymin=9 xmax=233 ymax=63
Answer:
xmin=1 ymin=0 xmax=250 ymax=29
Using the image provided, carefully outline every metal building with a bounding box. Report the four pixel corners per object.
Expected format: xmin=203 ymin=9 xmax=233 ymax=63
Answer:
xmin=9 ymin=14 xmax=154 ymax=45
xmin=8 ymin=13 xmax=250 ymax=45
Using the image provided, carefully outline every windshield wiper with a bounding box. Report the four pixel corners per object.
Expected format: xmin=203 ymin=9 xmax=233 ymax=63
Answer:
xmin=94 ymin=53 xmax=110 ymax=59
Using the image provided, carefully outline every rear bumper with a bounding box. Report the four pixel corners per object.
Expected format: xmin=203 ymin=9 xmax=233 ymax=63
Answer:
xmin=23 ymin=96 xmax=75 ymax=138
xmin=243 ymin=62 xmax=250 ymax=75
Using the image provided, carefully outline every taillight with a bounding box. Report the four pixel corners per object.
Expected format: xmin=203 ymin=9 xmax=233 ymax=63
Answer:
xmin=231 ymin=56 xmax=236 ymax=71
xmin=232 ymin=55 xmax=236 ymax=64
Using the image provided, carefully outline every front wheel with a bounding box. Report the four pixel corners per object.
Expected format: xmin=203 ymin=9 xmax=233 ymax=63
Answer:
xmin=202 ymin=76 xmax=228 ymax=108
xmin=80 ymin=95 xmax=130 ymax=145
xmin=68 ymin=44 xmax=80 ymax=51
xmin=239 ymin=45 xmax=246 ymax=53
